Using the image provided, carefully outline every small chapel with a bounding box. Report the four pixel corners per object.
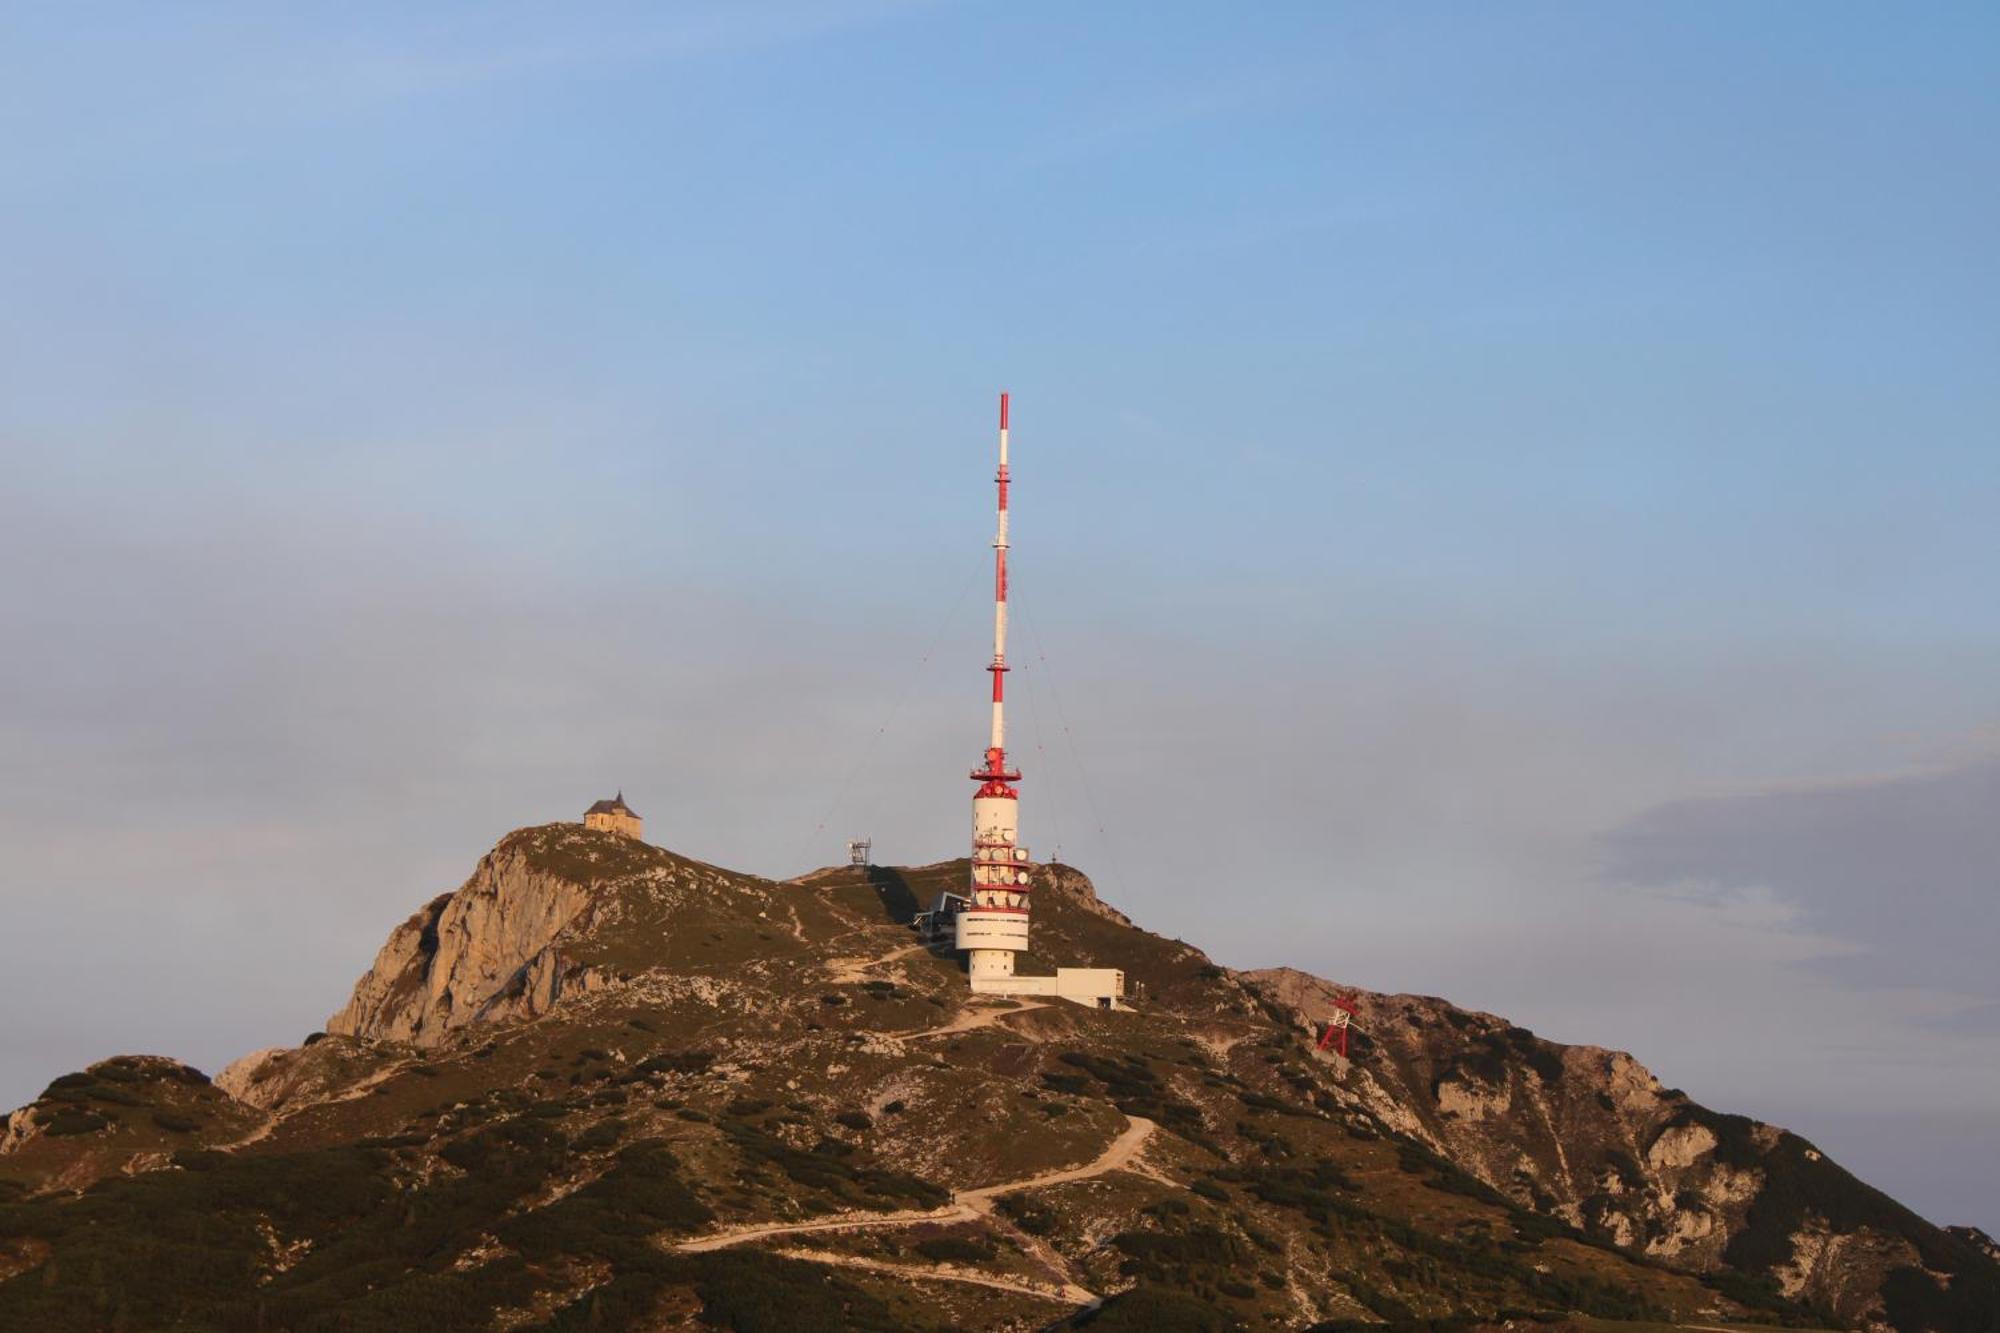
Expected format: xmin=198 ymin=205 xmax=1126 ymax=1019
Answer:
xmin=582 ymin=792 xmax=642 ymax=840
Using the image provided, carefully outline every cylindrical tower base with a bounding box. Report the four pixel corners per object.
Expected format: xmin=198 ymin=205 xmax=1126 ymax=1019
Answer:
xmin=968 ymin=948 xmax=1015 ymax=982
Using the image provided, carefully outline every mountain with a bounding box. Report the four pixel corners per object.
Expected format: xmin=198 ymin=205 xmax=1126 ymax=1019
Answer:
xmin=2 ymin=822 xmax=1994 ymax=1332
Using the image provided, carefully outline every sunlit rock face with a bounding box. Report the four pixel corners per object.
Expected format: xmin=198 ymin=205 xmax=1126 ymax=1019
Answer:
xmin=326 ymin=826 xmax=650 ymax=1045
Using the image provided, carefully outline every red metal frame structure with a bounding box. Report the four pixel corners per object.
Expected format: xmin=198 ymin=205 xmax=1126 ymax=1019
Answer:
xmin=1315 ymin=995 xmax=1360 ymax=1059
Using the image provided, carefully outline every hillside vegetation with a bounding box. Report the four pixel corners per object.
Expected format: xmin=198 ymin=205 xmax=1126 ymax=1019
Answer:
xmin=2 ymin=824 xmax=1991 ymax=1331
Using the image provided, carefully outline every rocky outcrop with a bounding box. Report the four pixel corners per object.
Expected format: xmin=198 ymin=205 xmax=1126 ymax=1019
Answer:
xmin=324 ymin=825 xmax=632 ymax=1045
xmin=0 ymin=1107 xmax=35 ymax=1157
xmin=1248 ymin=968 xmax=1747 ymax=1249
xmin=214 ymin=1036 xmax=402 ymax=1112
xmin=0 ymin=1056 xmax=258 ymax=1193
xmin=1244 ymin=966 xmax=1995 ymax=1330
xmin=1948 ymin=1225 xmax=2000 ymax=1265
xmin=1038 ymin=862 xmax=1135 ymax=927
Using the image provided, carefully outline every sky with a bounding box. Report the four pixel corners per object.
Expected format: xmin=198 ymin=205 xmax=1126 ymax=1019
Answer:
xmin=2 ymin=2 xmax=1997 ymax=1232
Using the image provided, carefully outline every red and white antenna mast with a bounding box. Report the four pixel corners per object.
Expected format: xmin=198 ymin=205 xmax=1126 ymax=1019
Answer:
xmin=987 ymin=390 xmax=1014 ymax=768
xmin=956 ymin=392 xmax=1032 ymax=986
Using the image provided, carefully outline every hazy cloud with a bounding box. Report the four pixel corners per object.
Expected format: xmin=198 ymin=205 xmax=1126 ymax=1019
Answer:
xmin=1602 ymin=759 xmax=2000 ymax=1010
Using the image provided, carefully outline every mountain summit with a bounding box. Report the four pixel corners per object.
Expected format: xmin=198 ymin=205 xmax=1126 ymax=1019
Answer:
xmin=2 ymin=823 xmax=1993 ymax=1331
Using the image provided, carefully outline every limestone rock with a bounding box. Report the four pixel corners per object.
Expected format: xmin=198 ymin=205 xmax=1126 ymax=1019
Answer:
xmin=326 ymin=825 xmax=624 ymax=1045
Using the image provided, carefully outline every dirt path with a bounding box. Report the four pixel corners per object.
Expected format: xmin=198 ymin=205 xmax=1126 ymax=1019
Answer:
xmin=768 ymin=1247 xmax=1096 ymax=1307
xmin=896 ymin=999 xmax=1050 ymax=1042
xmin=777 ymin=900 xmax=808 ymax=943
xmin=824 ymin=943 xmax=928 ymax=985
xmin=675 ymin=1204 xmax=958 ymax=1254
xmin=674 ymin=1114 xmax=1157 ymax=1262
xmin=956 ymin=1114 xmax=1154 ymax=1208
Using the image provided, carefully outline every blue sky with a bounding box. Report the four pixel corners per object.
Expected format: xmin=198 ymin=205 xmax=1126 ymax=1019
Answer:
xmin=3 ymin=3 xmax=1997 ymax=1230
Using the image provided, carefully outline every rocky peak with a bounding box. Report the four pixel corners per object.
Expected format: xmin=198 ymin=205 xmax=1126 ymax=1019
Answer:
xmin=325 ymin=823 xmax=700 ymax=1045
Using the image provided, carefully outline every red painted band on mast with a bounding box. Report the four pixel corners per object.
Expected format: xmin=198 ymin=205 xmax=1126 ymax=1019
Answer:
xmin=1000 ymin=392 xmax=1009 ymax=430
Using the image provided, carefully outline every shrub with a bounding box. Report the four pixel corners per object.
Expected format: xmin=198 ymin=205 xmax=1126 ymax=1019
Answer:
xmin=998 ymin=1195 xmax=1057 ymax=1236
xmin=1073 ymin=1284 xmax=1233 ymax=1331
xmin=686 ymin=1250 xmax=900 ymax=1332
xmin=42 ymin=1108 xmax=111 ymax=1136
xmin=572 ymin=1119 xmax=625 ymax=1151
xmin=1239 ymin=1091 xmax=1303 ymax=1116
xmin=914 ymin=1236 xmax=993 ymax=1264
xmin=1883 ymin=1261 xmax=2000 ymax=1333
xmin=720 ymin=1120 xmax=943 ymax=1211
xmin=635 ymin=1050 xmax=714 ymax=1076
xmin=1111 ymin=1225 xmax=1247 ymax=1283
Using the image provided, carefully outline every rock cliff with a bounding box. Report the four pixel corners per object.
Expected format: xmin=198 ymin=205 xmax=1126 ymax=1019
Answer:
xmin=324 ymin=830 xmax=608 ymax=1044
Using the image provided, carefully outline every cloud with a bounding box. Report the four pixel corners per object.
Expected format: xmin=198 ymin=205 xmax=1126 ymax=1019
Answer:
xmin=1601 ymin=758 xmax=2000 ymax=1016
